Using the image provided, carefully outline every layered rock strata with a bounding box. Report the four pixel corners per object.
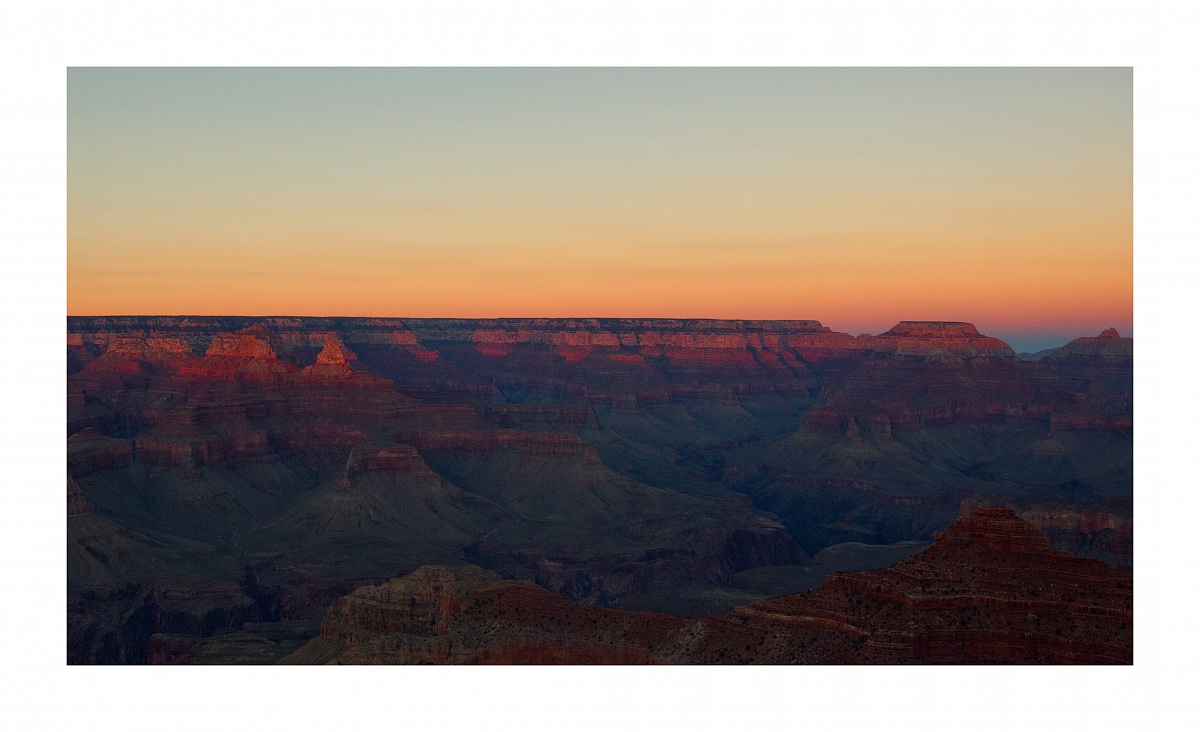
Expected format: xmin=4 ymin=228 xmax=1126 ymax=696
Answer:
xmin=67 ymin=317 xmax=1133 ymax=663
xmin=285 ymin=507 xmax=1131 ymax=664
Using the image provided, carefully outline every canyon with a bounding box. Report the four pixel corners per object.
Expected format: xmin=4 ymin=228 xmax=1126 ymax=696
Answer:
xmin=66 ymin=317 xmax=1132 ymax=663
xmin=278 ymin=506 xmax=1131 ymax=664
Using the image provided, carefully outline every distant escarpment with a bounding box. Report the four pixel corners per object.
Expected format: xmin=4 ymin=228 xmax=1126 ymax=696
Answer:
xmin=1043 ymin=329 xmax=1132 ymax=411
xmin=284 ymin=506 xmax=1130 ymax=664
xmin=1047 ymin=328 xmax=1133 ymax=361
xmin=860 ymin=321 xmax=1017 ymax=362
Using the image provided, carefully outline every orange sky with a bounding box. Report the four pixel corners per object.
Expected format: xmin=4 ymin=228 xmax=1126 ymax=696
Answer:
xmin=67 ymin=69 xmax=1131 ymax=348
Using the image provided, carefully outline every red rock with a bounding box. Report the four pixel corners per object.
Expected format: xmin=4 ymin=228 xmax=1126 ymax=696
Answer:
xmin=293 ymin=339 xmax=391 ymax=387
xmin=82 ymin=337 xmax=196 ymax=375
xmin=286 ymin=508 xmax=1131 ymax=664
xmin=205 ymin=333 xmax=277 ymax=358
xmin=176 ymin=332 xmax=297 ymax=381
xmin=858 ymin=321 xmax=1017 ymax=361
xmin=317 ymin=339 xmax=352 ymax=364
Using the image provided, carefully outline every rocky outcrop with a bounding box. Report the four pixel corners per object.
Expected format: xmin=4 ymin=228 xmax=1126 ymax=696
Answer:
xmin=176 ymin=330 xmax=297 ymax=381
xmin=858 ymin=322 xmax=1017 ymax=362
xmin=933 ymin=504 xmax=1052 ymax=552
xmin=285 ymin=509 xmax=1131 ymax=664
xmin=293 ymin=339 xmax=392 ymax=387
xmin=204 ymin=330 xmax=277 ymax=358
xmin=732 ymin=505 xmax=1131 ymax=663
xmin=962 ymin=497 xmax=1133 ymax=570
xmin=777 ymin=323 xmax=1057 ymax=443
xmin=1041 ymin=329 xmax=1132 ymax=412
xmin=336 ymin=442 xmax=439 ymax=490
xmin=282 ymin=566 xmax=680 ymax=664
xmin=1047 ymin=328 xmax=1133 ymax=361
xmin=82 ymin=337 xmax=195 ymax=375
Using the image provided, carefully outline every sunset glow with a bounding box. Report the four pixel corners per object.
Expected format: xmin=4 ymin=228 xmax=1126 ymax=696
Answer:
xmin=67 ymin=68 xmax=1131 ymax=350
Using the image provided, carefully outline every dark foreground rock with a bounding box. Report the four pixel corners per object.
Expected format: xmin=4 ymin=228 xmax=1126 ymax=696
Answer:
xmin=283 ymin=506 xmax=1131 ymax=664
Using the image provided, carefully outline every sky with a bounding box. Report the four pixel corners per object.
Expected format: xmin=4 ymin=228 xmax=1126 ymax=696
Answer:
xmin=67 ymin=68 xmax=1131 ymax=352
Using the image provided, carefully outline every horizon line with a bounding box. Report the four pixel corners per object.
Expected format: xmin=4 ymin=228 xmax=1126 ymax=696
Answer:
xmin=65 ymin=313 xmax=1130 ymax=346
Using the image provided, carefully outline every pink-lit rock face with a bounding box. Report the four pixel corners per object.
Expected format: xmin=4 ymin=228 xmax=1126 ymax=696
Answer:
xmin=68 ymin=317 xmax=1027 ymax=382
xmin=295 ymin=339 xmax=392 ymax=387
xmin=82 ymin=337 xmax=196 ymax=374
xmin=203 ymin=334 xmax=278 ymax=359
xmin=882 ymin=321 xmax=983 ymax=338
xmin=858 ymin=321 xmax=1017 ymax=361
xmin=315 ymin=338 xmax=355 ymax=364
xmin=173 ymin=331 xmax=297 ymax=381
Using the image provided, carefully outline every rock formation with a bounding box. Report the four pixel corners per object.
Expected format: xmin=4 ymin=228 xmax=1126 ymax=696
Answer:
xmin=176 ymin=328 xmax=297 ymax=381
xmin=283 ymin=506 xmax=1130 ymax=664
xmin=82 ymin=336 xmax=196 ymax=375
xmin=294 ymin=338 xmax=391 ymax=387
xmin=860 ymin=321 xmax=1017 ymax=362
xmin=1048 ymin=328 xmax=1133 ymax=360
xmin=66 ymin=316 xmax=1132 ymax=663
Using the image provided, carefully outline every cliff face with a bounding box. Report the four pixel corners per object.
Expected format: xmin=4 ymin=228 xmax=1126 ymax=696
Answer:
xmin=1043 ymin=329 xmax=1133 ymax=412
xmin=754 ymin=505 xmax=1131 ymax=664
xmin=67 ymin=316 xmax=1132 ymax=663
xmin=960 ymin=496 xmax=1133 ymax=570
xmin=67 ymin=316 xmax=1118 ymax=426
xmin=81 ymin=337 xmax=196 ymax=375
xmin=293 ymin=338 xmax=392 ymax=387
xmin=860 ymin=321 xmax=1017 ymax=362
xmin=175 ymin=330 xmax=298 ymax=381
xmin=1047 ymin=328 xmax=1133 ymax=361
xmin=284 ymin=566 xmax=676 ymax=665
xmin=284 ymin=506 xmax=1130 ymax=664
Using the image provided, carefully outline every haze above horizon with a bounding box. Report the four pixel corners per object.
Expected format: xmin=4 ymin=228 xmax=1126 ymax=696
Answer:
xmin=68 ymin=68 xmax=1131 ymax=353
